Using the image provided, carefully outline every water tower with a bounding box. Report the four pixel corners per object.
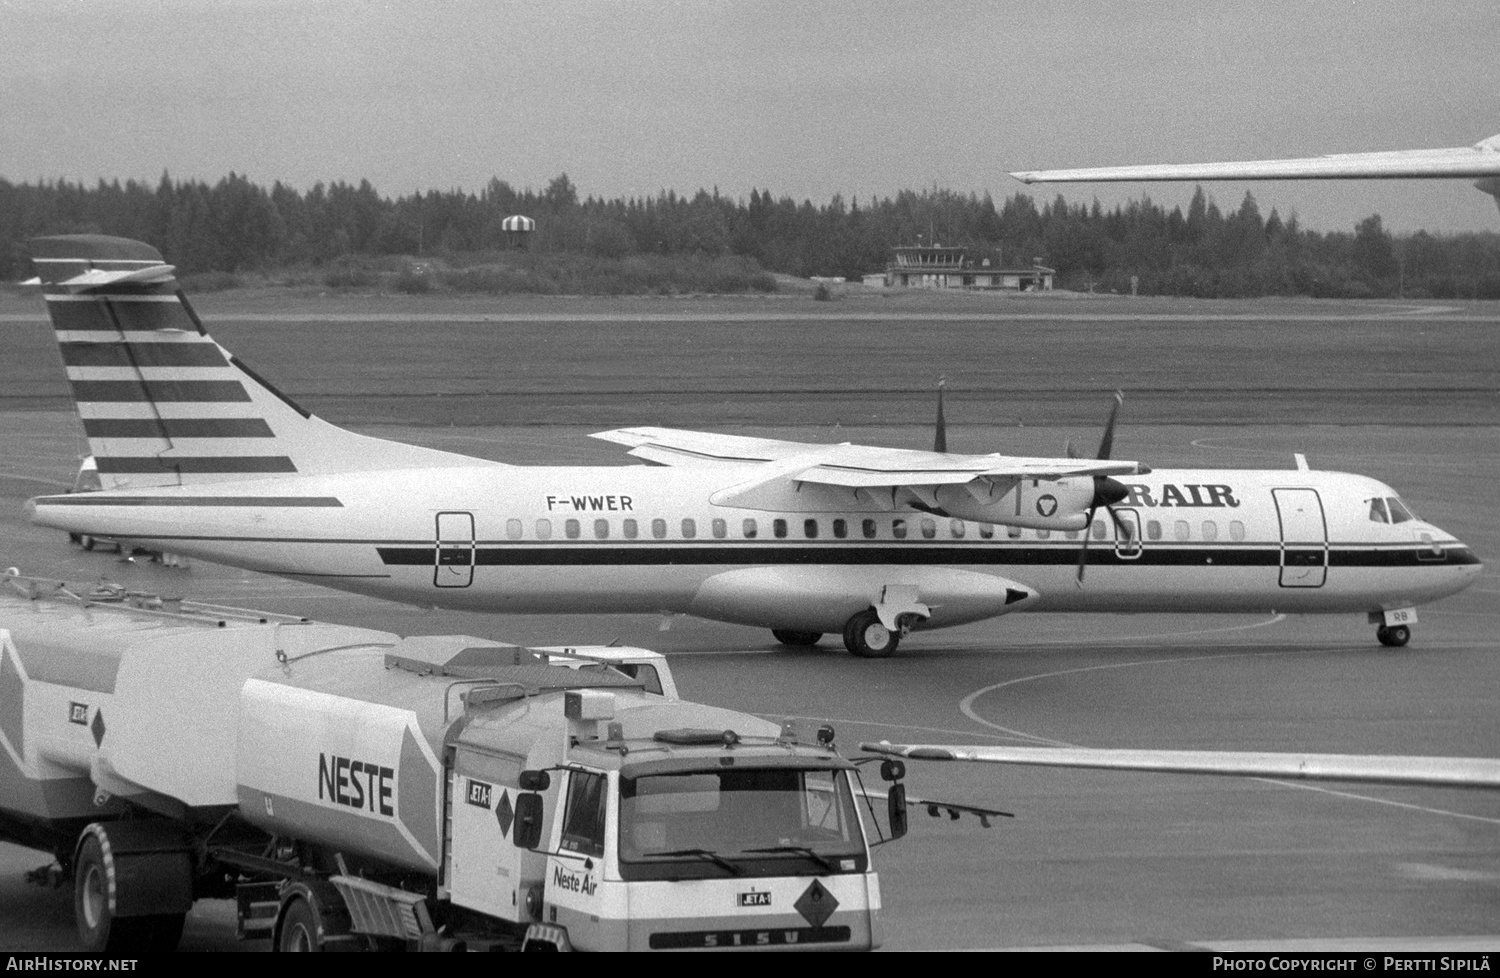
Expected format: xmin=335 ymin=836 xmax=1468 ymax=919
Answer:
xmin=501 ymin=214 xmax=535 ymax=249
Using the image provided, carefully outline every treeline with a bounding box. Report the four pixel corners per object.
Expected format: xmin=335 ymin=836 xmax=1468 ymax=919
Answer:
xmin=3 ymin=172 xmax=1499 ymax=298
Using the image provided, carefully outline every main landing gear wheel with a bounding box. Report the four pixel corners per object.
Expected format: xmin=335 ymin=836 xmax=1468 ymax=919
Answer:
xmin=1376 ymin=624 xmax=1411 ymax=647
xmin=843 ymin=610 xmax=899 ymax=658
xmin=771 ymin=629 xmax=822 ymax=647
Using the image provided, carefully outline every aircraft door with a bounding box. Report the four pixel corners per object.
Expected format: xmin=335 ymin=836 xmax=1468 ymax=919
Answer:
xmin=1112 ymin=509 xmax=1142 ymax=559
xmin=435 ymin=511 xmax=476 ymax=587
xmin=1273 ymin=488 xmax=1327 ymax=588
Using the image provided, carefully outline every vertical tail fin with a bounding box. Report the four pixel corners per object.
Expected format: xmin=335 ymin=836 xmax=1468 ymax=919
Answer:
xmin=28 ymin=235 xmax=485 ymax=489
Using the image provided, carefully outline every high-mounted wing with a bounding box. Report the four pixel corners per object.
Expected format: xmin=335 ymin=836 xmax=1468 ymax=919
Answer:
xmin=592 ymin=425 xmax=1144 ymax=529
xmin=1010 ymin=133 xmax=1500 ymax=185
xmin=862 ymin=742 xmax=1500 ymax=790
xmin=590 ymin=426 xmax=821 ymax=466
xmin=591 ymin=427 xmax=1141 ymax=482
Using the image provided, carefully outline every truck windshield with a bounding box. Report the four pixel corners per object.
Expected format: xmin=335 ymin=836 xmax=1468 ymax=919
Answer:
xmin=618 ymin=768 xmax=865 ymax=880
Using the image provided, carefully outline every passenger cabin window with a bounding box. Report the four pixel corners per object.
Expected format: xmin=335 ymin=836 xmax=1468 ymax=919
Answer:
xmin=862 ymin=519 xmax=878 ymax=539
xmin=652 ymin=518 xmax=667 ymax=540
xmin=804 ymin=519 xmax=818 ymax=539
xmin=833 ymin=518 xmax=847 ymax=539
xmin=1368 ymin=498 xmax=1390 ymax=524
xmin=506 ymin=518 xmax=523 ymax=540
xmin=1007 ymin=524 xmax=1023 ymax=539
xmin=920 ymin=518 xmax=936 ymax=539
xmin=1229 ymin=520 xmax=1246 ymax=542
xmin=711 ymin=518 xmax=727 ymax=539
xmin=774 ymin=519 xmax=788 ymax=539
xmin=1090 ymin=520 xmax=1107 ymax=541
xmin=1146 ymin=520 xmax=1162 ymax=541
xmin=1174 ymin=520 xmax=1190 ymax=541
xmin=1201 ymin=520 xmax=1218 ymax=542
xmin=565 ymin=519 xmax=580 ymax=540
xmin=892 ymin=518 xmax=907 ymax=540
xmin=950 ymin=519 xmax=965 ymax=538
xmin=535 ymin=519 xmax=552 ymax=540
xmin=624 ymin=518 xmax=639 ymax=539
xmin=742 ymin=518 xmax=758 ymax=539
xmin=594 ymin=519 xmax=609 ymax=539
xmin=559 ymin=770 xmax=607 ymax=858
xmin=681 ymin=519 xmax=696 ymax=539
xmin=1036 ymin=529 xmax=1050 ymax=540
xmin=978 ymin=524 xmax=994 ymax=540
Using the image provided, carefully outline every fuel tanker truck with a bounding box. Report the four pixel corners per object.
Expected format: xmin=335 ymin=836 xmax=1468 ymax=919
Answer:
xmin=0 ymin=573 xmax=946 ymax=952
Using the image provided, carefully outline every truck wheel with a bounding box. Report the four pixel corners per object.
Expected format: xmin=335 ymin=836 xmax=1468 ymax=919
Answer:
xmin=771 ymin=629 xmax=821 ymax=647
xmin=843 ymin=610 xmax=899 ymax=658
xmin=80 ymin=535 xmax=95 ymax=551
xmin=74 ymin=834 xmax=167 ymax=954
xmin=277 ymin=896 xmax=323 ymax=952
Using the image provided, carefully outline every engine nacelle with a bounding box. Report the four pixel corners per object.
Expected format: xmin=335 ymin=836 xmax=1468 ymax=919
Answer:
xmin=921 ymin=477 xmax=1097 ymax=531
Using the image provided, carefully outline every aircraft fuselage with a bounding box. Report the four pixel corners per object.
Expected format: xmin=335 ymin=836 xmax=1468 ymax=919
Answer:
xmin=30 ymin=463 xmax=1482 ymax=634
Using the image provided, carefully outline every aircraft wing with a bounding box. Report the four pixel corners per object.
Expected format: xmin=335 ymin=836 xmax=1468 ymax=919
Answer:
xmin=1011 ymin=134 xmax=1500 ymax=184
xmin=862 ymin=742 xmax=1500 ymax=790
xmin=592 ymin=427 xmax=1144 ymax=483
xmin=788 ymin=443 xmax=1139 ymax=487
xmin=590 ymin=427 xmax=822 ymax=466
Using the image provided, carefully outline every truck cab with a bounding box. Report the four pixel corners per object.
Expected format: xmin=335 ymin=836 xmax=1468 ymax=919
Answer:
xmin=450 ymin=693 xmax=883 ymax=951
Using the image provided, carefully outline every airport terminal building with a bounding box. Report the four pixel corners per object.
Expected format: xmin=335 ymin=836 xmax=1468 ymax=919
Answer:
xmin=881 ymin=244 xmax=1054 ymax=291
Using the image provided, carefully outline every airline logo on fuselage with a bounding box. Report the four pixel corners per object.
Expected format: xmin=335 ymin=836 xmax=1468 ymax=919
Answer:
xmin=1123 ymin=484 xmax=1242 ymax=509
xmin=318 ymin=753 xmax=395 ymax=816
xmin=545 ymin=494 xmax=635 ymax=512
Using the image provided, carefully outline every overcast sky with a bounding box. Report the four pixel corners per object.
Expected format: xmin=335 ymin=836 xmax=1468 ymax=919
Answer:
xmin=3 ymin=0 xmax=1498 ymax=233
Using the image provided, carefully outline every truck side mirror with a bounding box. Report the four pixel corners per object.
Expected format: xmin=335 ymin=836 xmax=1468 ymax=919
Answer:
xmin=513 ymin=792 xmax=545 ymax=849
xmin=887 ymin=783 xmax=908 ymax=840
xmin=519 ymin=769 xmax=550 ymax=791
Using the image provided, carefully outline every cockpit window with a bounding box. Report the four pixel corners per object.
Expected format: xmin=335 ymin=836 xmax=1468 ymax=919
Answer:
xmin=1368 ymin=498 xmax=1390 ymax=524
xmin=1386 ymin=497 xmax=1415 ymax=524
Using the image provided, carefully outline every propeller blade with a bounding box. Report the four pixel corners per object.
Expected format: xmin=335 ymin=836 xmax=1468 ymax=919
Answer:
xmin=1096 ymin=391 xmax=1123 ymax=461
xmin=1076 ymin=507 xmax=1097 ymax=584
xmin=1106 ymin=504 xmax=1134 ymax=542
xmin=933 ymin=379 xmax=948 ymax=454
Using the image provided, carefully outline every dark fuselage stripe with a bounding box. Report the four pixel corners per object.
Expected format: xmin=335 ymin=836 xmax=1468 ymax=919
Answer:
xmin=34 ymin=495 xmax=341 ymax=507
xmin=94 ymin=456 xmax=298 ymax=474
xmin=81 ymin=418 xmax=275 ymax=438
xmin=70 ymin=379 xmax=250 ymax=403
xmin=373 ymin=544 xmax=1481 ymax=569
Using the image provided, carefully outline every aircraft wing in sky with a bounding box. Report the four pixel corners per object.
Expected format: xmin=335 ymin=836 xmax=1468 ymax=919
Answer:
xmin=862 ymin=741 xmax=1500 ymax=790
xmin=1011 ymin=133 xmax=1500 ymax=185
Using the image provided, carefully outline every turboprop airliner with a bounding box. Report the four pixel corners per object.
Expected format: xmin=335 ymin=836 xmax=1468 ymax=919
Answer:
xmin=20 ymin=236 xmax=1483 ymax=657
xmin=1011 ymin=131 xmax=1500 ymax=213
